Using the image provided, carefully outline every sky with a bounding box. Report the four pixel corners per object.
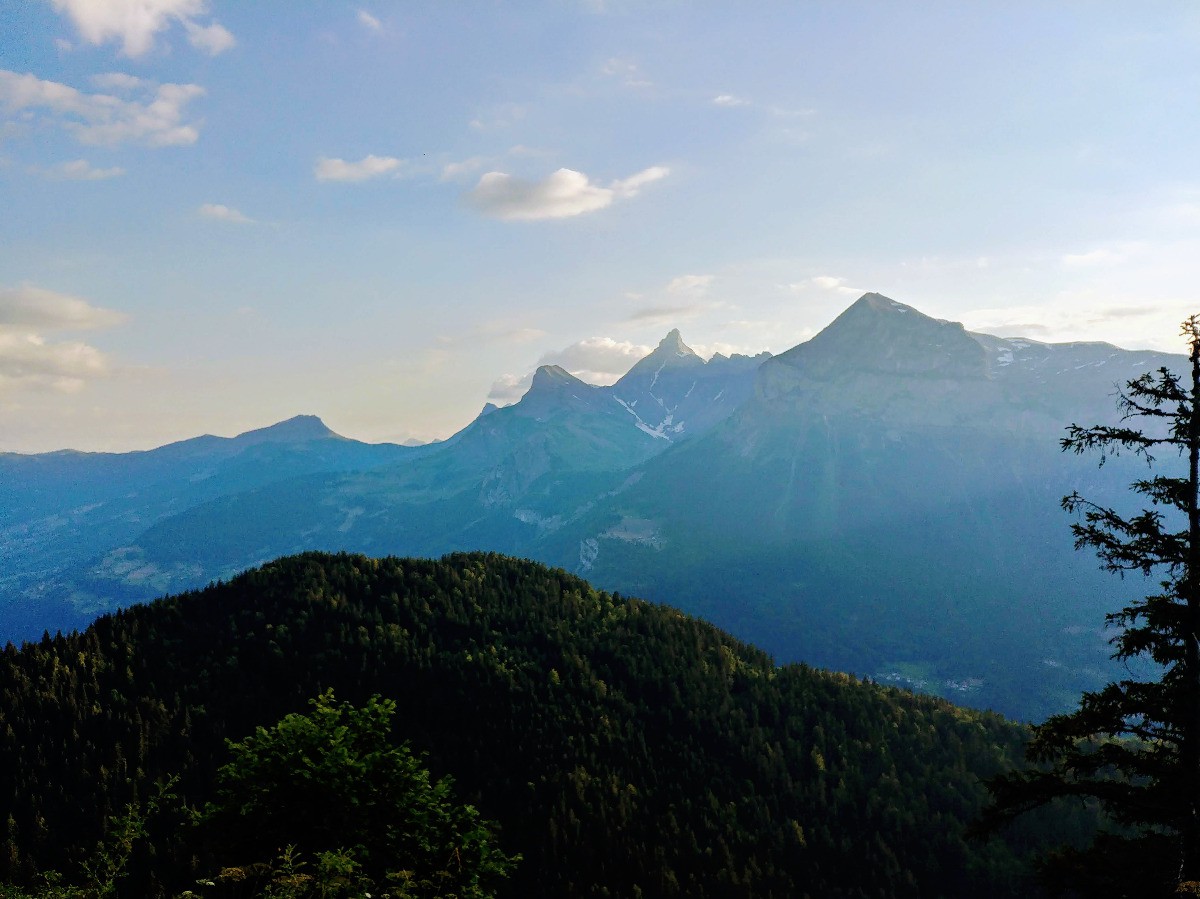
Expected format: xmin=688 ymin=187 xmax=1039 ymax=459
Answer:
xmin=2 ymin=1 xmax=1200 ymax=452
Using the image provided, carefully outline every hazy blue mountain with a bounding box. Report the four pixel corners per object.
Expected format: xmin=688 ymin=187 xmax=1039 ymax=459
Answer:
xmin=0 ymin=416 xmax=420 ymax=637
xmin=1 ymin=300 xmax=1179 ymax=720
xmin=609 ymin=329 xmax=768 ymax=441
xmin=0 ymin=334 xmax=765 ymax=644
xmin=551 ymin=295 xmax=1178 ymax=718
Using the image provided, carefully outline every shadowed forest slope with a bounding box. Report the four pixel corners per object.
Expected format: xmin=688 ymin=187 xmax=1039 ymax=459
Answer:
xmin=1 ymin=553 xmax=1090 ymax=898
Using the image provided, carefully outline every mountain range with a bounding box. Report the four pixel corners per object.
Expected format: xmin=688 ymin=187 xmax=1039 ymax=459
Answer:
xmin=0 ymin=293 xmax=1179 ymax=720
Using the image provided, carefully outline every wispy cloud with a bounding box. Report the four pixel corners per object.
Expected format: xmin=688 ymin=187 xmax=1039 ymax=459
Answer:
xmin=712 ymin=93 xmax=812 ymax=118
xmin=49 ymin=0 xmax=234 ymax=57
xmin=601 ymin=57 xmax=652 ymax=88
xmin=468 ymin=103 xmax=526 ymax=131
xmin=91 ymin=72 xmax=145 ymax=91
xmin=488 ymin=336 xmax=653 ymax=402
xmin=790 ymin=275 xmax=863 ymax=297
xmin=357 ymin=10 xmax=382 ymax=32
xmin=1061 ymin=243 xmax=1142 ymax=269
xmin=666 ymin=274 xmax=713 ymax=296
xmin=487 ymin=372 xmax=532 ymax=403
xmin=0 ymin=70 xmax=204 ymax=147
xmin=198 ymin=203 xmax=253 ymax=224
xmin=441 ymin=156 xmax=488 ymax=182
xmin=314 ymin=154 xmax=405 ymax=182
xmin=625 ymin=305 xmax=706 ymax=325
xmin=0 ymin=285 xmax=126 ymax=331
xmin=611 ymin=166 xmax=669 ymax=198
xmin=184 ymin=20 xmax=235 ymax=56
xmin=467 ymin=165 xmax=668 ymax=221
xmin=623 ymin=273 xmax=719 ymax=326
xmin=32 ymin=159 xmax=125 ymax=180
xmin=961 ymin=303 xmax=1165 ymax=341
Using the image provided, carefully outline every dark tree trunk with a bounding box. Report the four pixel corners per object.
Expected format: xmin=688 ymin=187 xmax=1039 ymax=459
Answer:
xmin=1185 ymin=330 xmax=1200 ymax=885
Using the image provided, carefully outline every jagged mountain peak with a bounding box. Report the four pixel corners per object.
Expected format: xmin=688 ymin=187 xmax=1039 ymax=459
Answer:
xmin=617 ymin=331 xmax=704 ymax=387
xmin=653 ymin=328 xmax=701 ymax=360
xmin=771 ymin=292 xmax=987 ymax=381
xmin=656 ymin=328 xmax=699 ymax=357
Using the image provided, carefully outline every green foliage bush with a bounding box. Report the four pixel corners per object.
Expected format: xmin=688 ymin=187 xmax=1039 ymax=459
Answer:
xmin=200 ymin=690 xmax=516 ymax=898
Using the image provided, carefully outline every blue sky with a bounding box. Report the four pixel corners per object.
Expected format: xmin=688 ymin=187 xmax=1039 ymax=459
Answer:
xmin=2 ymin=1 xmax=1199 ymax=451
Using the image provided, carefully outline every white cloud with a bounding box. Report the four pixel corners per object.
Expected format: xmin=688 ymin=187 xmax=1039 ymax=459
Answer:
xmin=184 ymin=20 xmax=235 ymax=55
xmin=91 ymin=72 xmax=145 ymax=92
xmin=538 ymin=337 xmax=651 ymax=378
xmin=487 ymin=336 xmax=654 ymax=402
xmin=625 ymin=305 xmax=706 ymax=326
xmin=468 ymin=103 xmax=526 ymax=131
xmin=357 ymin=10 xmax=382 ymax=32
xmin=611 ymin=165 xmax=669 ymax=198
xmin=487 ymin=372 xmax=532 ymax=403
xmin=601 ymin=57 xmax=651 ymax=88
xmin=689 ymin=340 xmax=762 ymax=360
xmin=792 ymin=275 xmax=862 ymax=297
xmin=959 ymin=303 xmax=1166 ymax=343
xmin=468 ymin=169 xmax=608 ymax=220
xmin=0 ymin=69 xmax=204 ymax=147
xmin=198 ymin=203 xmax=253 ymax=223
xmin=0 ymin=284 xmax=124 ymax=393
xmin=507 ymin=144 xmax=549 ymax=158
xmin=713 ymin=94 xmax=750 ymax=107
xmin=467 ymin=165 xmax=669 ymax=221
xmin=666 ymin=274 xmax=713 ymax=296
xmin=50 ymin=0 xmax=234 ymax=57
xmin=33 ymin=158 xmax=125 ymax=180
xmin=441 ymin=156 xmax=488 ymax=181
xmin=0 ymin=285 xmax=126 ymax=330
xmin=0 ymin=333 xmax=111 ymax=392
xmin=314 ymin=154 xmax=404 ymax=182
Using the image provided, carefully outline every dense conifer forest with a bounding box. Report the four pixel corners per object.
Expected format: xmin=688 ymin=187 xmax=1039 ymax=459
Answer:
xmin=0 ymin=553 xmax=1092 ymax=897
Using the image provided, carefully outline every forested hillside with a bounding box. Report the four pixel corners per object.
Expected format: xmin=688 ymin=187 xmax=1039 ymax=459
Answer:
xmin=0 ymin=553 xmax=1089 ymax=898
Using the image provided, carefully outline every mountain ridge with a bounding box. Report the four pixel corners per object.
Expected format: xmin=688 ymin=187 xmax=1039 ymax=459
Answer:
xmin=1 ymin=293 xmax=1184 ymax=721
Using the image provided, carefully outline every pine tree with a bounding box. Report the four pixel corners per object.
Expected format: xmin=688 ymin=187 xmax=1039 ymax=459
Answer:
xmin=985 ymin=315 xmax=1200 ymax=896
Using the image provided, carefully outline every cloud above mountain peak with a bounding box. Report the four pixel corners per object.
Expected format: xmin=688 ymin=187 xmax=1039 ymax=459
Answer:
xmin=467 ymin=166 xmax=668 ymax=221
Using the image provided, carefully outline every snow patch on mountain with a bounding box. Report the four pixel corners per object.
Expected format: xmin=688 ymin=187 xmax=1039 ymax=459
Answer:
xmin=578 ymin=537 xmax=599 ymax=571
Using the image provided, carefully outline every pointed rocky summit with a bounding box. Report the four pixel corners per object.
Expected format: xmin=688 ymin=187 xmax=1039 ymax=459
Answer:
xmin=773 ymin=292 xmax=987 ymax=381
xmin=233 ymin=414 xmax=340 ymax=444
xmin=617 ymin=329 xmax=704 ymax=387
xmin=526 ymin=365 xmax=590 ymax=396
